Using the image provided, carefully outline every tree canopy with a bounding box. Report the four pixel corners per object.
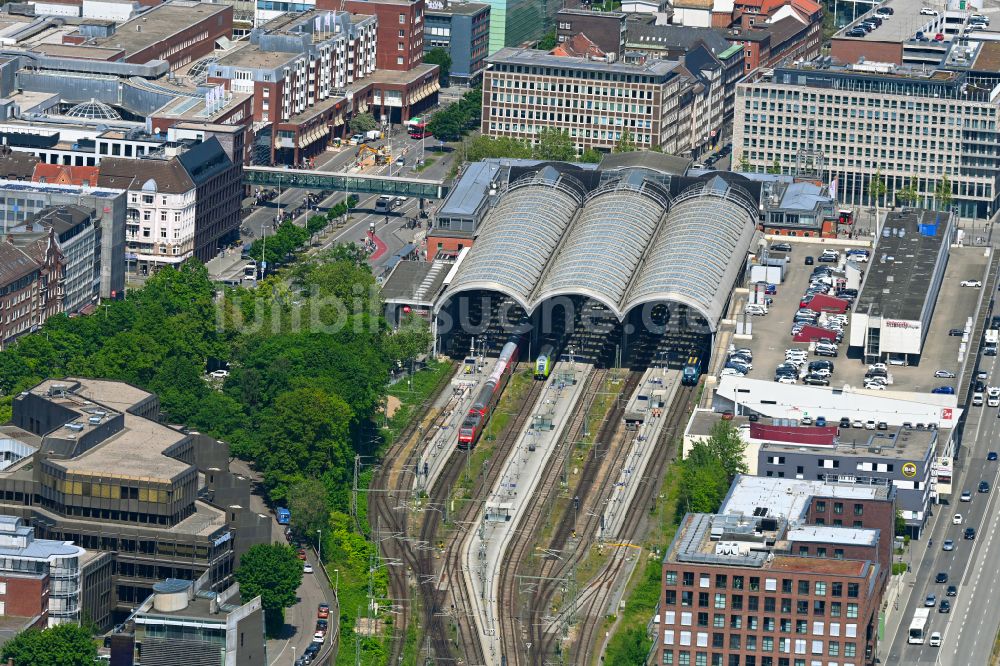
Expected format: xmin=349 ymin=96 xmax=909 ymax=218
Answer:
xmin=613 ymin=129 xmax=637 ymax=154
xmin=537 ymin=29 xmax=557 ymax=51
xmin=677 ymin=421 xmax=747 ymax=517
xmin=1 ymin=623 xmax=97 ymax=666
xmin=534 ymin=127 xmax=576 ymax=162
xmin=424 ymin=47 xmax=451 ymax=86
xmin=349 ymin=112 xmax=378 ymax=134
xmin=235 ymin=543 xmax=304 ymax=635
xmin=427 ymin=87 xmax=481 ymax=142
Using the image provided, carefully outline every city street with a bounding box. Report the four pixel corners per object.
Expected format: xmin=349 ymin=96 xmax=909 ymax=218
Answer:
xmin=884 ymin=332 xmax=1000 ymax=664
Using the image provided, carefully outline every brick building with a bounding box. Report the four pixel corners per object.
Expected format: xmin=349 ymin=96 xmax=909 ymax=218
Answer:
xmin=0 ymin=236 xmax=63 ymax=350
xmin=659 ymin=476 xmax=895 ymax=666
xmin=85 ymin=1 xmax=233 ymax=70
xmin=343 ymin=0 xmax=426 ymax=71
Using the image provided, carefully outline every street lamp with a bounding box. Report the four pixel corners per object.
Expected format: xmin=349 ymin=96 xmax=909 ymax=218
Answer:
xmin=316 ymin=529 xmax=322 ymax=564
xmin=333 ymin=568 xmax=339 ymax=598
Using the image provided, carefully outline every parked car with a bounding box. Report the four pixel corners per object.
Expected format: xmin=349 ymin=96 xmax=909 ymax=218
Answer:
xmin=318 ymin=603 xmax=330 ymax=619
xmin=772 ymin=242 xmax=792 ymax=252
xmin=934 ymin=370 xmax=956 ymax=378
xmin=805 ymin=256 xmax=814 ymax=265
xmin=920 ymin=7 xmax=938 ymax=15
xmin=209 ymin=369 xmax=229 ymax=379
xmin=949 ymin=328 xmax=965 ymax=336
xmin=931 ymin=386 xmax=955 ymax=394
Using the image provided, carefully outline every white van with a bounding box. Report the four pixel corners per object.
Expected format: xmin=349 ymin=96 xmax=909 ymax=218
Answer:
xmin=929 ymin=632 xmax=942 ymax=647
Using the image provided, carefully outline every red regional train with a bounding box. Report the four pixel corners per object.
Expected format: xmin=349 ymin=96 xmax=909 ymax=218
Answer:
xmin=457 ymin=340 xmax=521 ymax=449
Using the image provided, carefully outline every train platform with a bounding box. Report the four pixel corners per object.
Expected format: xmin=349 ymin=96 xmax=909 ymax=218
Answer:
xmin=412 ymin=356 xmax=498 ymax=494
xmin=601 ymin=367 xmax=682 ymax=539
xmin=461 ymin=362 xmax=593 ymax=666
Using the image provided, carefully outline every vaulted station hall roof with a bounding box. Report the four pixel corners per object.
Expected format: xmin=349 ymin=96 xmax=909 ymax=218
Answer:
xmin=439 ymin=165 xmax=759 ymax=332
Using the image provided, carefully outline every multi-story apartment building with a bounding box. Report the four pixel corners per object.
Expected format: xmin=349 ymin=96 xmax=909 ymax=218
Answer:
xmin=0 ymin=180 xmax=125 ymax=301
xmin=0 ymin=237 xmax=63 ymax=349
xmin=0 ymin=378 xmax=270 ymax=626
xmin=424 ymin=1 xmax=491 ymax=86
xmin=660 ymin=476 xmax=896 ymax=666
xmin=208 ymin=10 xmax=378 ymax=165
xmin=483 ymin=47 xmax=725 ymax=157
xmin=733 ymin=60 xmax=1000 ymax=217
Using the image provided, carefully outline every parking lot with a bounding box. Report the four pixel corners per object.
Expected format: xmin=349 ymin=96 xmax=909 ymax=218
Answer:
xmin=734 ymin=241 xmax=990 ymax=394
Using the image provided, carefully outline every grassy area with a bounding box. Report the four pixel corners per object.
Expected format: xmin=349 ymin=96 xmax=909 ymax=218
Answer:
xmin=990 ymin=623 xmax=1000 ymax=666
xmin=414 ymin=157 xmax=436 ymax=172
xmin=382 ymin=360 xmax=456 ymax=446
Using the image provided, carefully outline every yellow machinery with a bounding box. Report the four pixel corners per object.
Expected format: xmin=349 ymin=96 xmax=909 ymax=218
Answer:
xmin=356 ymin=144 xmax=390 ymax=166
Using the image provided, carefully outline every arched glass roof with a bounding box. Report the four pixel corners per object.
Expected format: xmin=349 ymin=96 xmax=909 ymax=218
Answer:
xmin=445 ymin=168 xmax=584 ymax=308
xmin=533 ymin=178 xmax=669 ymax=315
xmin=65 ymin=99 xmax=121 ymax=121
xmin=624 ymin=176 xmax=757 ymax=329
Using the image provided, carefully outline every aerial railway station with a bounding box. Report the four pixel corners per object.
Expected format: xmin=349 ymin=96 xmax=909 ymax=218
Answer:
xmin=428 ymin=155 xmax=762 ymax=375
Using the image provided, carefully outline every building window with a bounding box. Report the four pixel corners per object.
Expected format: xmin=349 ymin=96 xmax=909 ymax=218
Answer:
xmin=833 ymin=502 xmax=844 ymax=514
xmin=397 ymin=57 xmax=404 ymax=65
xmin=399 ymin=13 xmax=406 ymax=23
xmin=714 ymin=594 xmax=726 ymax=609
xmin=797 ymin=581 xmax=809 ymax=595
xmin=847 ymin=583 xmax=859 ymax=598
xmin=666 ymin=571 xmax=678 ymax=585
xmin=815 ymin=501 xmax=825 ymax=513
xmin=854 ymin=503 xmax=864 ymax=516
xmin=684 ymin=573 xmax=695 ymax=586
xmin=846 ymin=604 xmax=858 ymax=619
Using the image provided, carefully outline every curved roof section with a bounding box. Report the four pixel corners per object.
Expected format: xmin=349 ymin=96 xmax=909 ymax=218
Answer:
xmin=445 ymin=167 xmax=584 ymax=309
xmin=533 ymin=176 xmax=670 ymax=316
xmin=66 ymin=99 xmax=121 ymax=121
xmin=624 ymin=176 xmax=758 ymax=328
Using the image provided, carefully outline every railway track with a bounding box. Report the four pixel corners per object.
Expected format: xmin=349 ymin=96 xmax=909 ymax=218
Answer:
xmin=525 ymin=371 xmax=641 ymax=665
xmin=572 ymin=381 xmax=699 ymax=664
xmin=495 ymin=369 xmax=635 ymax=666
xmin=390 ymin=370 xmax=544 ymax=665
xmin=366 ymin=372 xmax=458 ymax=665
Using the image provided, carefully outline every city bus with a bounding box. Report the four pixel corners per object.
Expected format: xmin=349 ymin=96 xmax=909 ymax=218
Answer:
xmin=276 ymin=507 xmax=291 ymax=525
xmin=908 ymin=607 xmax=930 ymax=644
xmin=407 ymin=118 xmax=429 ymax=139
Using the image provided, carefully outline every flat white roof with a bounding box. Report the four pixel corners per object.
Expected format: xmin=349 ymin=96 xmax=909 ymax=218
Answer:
xmin=787 ymin=526 xmax=879 ymax=547
xmin=722 ymin=474 xmax=887 ymax=523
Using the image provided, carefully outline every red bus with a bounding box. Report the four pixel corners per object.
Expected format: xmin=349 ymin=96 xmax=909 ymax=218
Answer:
xmin=408 ymin=122 xmax=429 ymax=139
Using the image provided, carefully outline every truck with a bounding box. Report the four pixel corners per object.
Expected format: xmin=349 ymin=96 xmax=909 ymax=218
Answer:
xmin=276 ymin=507 xmax=291 ymax=525
xmin=986 ymin=328 xmax=998 ymax=346
xmin=365 ymin=129 xmax=382 ymax=141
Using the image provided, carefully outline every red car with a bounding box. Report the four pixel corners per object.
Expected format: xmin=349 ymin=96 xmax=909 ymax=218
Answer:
xmin=317 ymin=603 xmax=330 ymax=619
xmin=297 ymin=548 xmax=307 ymax=561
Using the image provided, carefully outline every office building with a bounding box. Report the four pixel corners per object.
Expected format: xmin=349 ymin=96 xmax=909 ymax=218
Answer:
xmin=483 ymin=47 xmax=703 ymax=155
xmin=479 ymin=0 xmax=561 ymax=54
xmin=0 ymin=180 xmax=125 ymax=301
xmin=734 ymin=60 xmax=1000 ymax=216
xmin=118 ymin=572 xmax=265 ymax=666
xmin=0 ymin=378 xmax=270 ymax=624
xmin=12 ymin=206 xmax=100 ymax=315
xmin=555 ymin=8 xmax=626 ymax=57
xmin=425 ymin=1 xmax=491 ymax=86
xmin=83 ymin=1 xmax=234 ymax=70
xmin=849 ymin=209 xmax=953 ymax=364
xmin=0 ymin=515 xmax=113 ymax=628
xmin=660 ymin=475 xmax=895 ymax=666
xmin=99 ymin=137 xmax=241 ymax=268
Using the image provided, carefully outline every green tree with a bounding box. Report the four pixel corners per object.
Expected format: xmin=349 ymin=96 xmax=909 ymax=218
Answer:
xmin=466 ymin=135 xmax=532 ymax=162
xmin=613 ymin=128 xmax=637 ymax=154
xmin=306 ymin=215 xmax=327 ymax=235
xmin=288 ymin=478 xmax=330 ymax=550
xmin=427 ymin=108 xmax=464 ymax=142
xmin=766 ymin=158 xmax=782 ymax=175
xmin=349 ymin=112 xmax=378 ymax=135
xmin=385 ymin=312 xmax=432 ymax=364
xmin=896 ymin=175 xmax=920 ymax=206
xmin=895 ymin=509 xmax=907 ymax=537
xmin=537 ymin=29 xmax=557 ymax=50
xmin=580 ymin=148 xmax=603 ymax=163
xmin=703 ymin=420 xmax=748 ymax=479
xmin=868 ymin=169 xmax=887 ymax=220
xmin=1 ymin=623 xmax=96 ymax=666
xmin=678 ymin=441 xmax=731 ymax=515
xmin=424 ymin=47 xmax=451 ymax=86
xmin=235 ymin=543 xmax=304 ymax=636
xmin=737 ymin=153 xmax=752 ymax=172
xmin=534 ymin=127 xmax=576 ymax=162
xmin=606 ymin=626 xmax=650 ymax=665
xmin=935 ymin=174 xmax=953 ymax=212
